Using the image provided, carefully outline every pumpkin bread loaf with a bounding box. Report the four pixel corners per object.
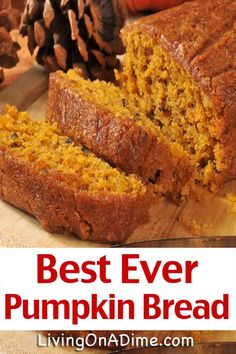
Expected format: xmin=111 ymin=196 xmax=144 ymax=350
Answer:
xmin=48 ymin=0 xmax=235 ymax=199
xmin=119 ymin=0 xmax=236 ymax=192
xmin=0 ymin=106 xmax=149 ymax=243
xmin=47 ymin=70 xmax=193 ymax=200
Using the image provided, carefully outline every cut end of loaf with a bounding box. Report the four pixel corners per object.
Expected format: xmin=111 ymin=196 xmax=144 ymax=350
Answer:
xmin=118 ymin=29 xmax=227 ymax=191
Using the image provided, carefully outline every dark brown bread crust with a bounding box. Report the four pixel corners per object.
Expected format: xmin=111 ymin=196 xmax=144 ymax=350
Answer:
xmin=47 ymin=73 xmax=193 ymax=199
xmin=123 ymin=0 xmax=236 ymax=183
xmin=0 ymin=150 xmax=149 ymax=244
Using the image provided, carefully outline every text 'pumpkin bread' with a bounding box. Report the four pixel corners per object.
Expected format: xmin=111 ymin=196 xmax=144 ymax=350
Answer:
xmin=0 ymin=106 xmax=150 ymax=244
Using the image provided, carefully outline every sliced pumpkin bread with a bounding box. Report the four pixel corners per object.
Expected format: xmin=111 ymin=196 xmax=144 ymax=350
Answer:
xmin=0 ymin=106 xmax=149 ymax=243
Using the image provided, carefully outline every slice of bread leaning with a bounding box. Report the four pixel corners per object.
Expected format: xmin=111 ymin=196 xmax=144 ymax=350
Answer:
xmin=0 ymin=106 xmax=150 ymax=244
xmin=47 ymin=70 xmax=193 ymax=201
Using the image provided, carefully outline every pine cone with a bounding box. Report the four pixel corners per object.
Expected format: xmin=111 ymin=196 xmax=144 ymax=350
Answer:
xmin=21 ymin=0 xmax=127 ymax=81
xmin=0 ymin=0 xmax=21 ymax=83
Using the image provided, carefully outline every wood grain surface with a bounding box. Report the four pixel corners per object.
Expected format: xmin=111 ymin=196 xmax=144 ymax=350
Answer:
xmin=0 ymin=66 xmax=236 ymax=353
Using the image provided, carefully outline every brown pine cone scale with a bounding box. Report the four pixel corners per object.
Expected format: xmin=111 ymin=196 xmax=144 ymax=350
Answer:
xmin=21 ymin=0 xmax=127 ymax=80
xmin=0 ymin=0 xmax=21 ymax=83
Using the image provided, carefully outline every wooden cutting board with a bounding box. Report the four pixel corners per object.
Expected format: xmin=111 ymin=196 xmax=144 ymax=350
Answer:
xmin=0 ymin=65 xmax=236 ymax=353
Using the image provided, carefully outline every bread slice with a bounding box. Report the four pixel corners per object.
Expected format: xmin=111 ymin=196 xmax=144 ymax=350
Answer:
xmin=0 ymin=106 xmax=149 ymax=244
xmin=118 ymin=0 xmax=236 ymax=192
xmin=47 ymin=70 xmax=193 ymax=201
